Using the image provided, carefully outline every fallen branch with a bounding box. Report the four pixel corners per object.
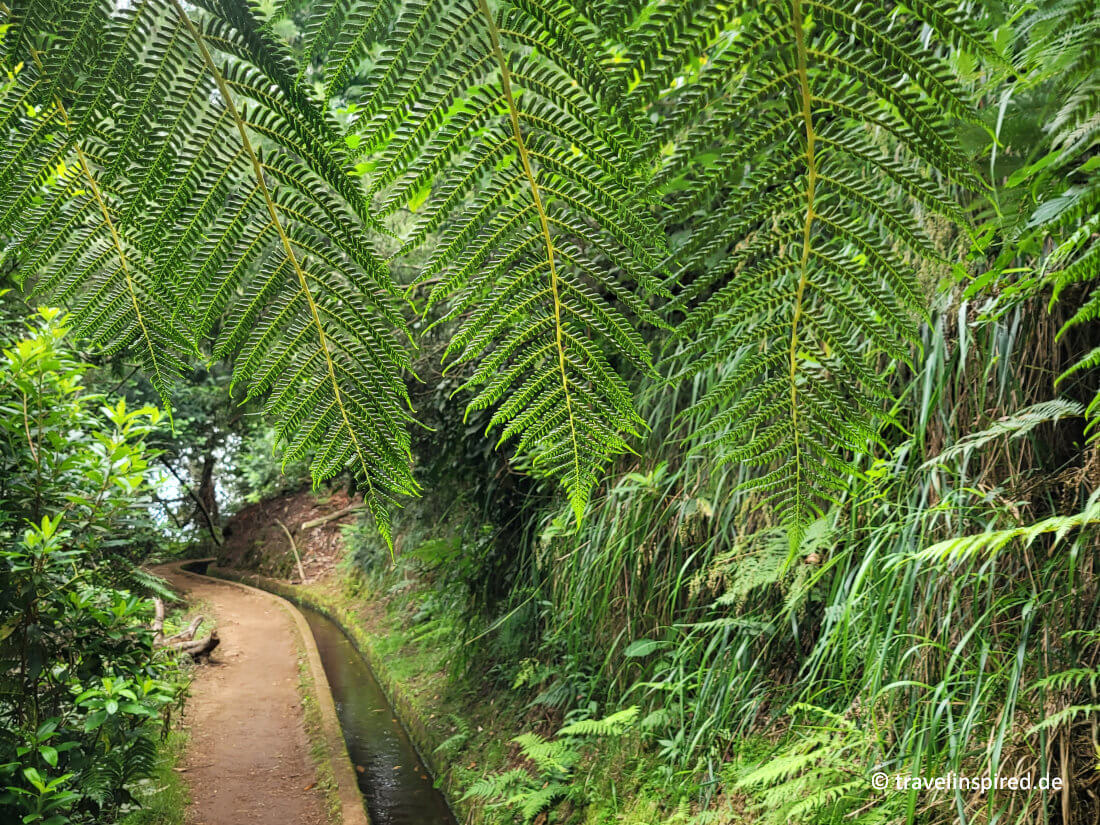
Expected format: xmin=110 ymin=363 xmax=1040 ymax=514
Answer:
xmin=300 ymin=504 xmax=365 ymax=530
xmin=151 ymin=599 xmax=213 ymax=657
xmin=168 ymin=631 xmax=219 ymax=661
xmin=276 ymin=518 xmax=307 ymax=582
xmin=163 ymin=615 xmax=204 ymax=645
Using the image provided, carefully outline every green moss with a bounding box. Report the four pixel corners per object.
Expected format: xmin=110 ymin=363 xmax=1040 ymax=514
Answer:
xmin=295 ymin=648 xmax=343 ymax=825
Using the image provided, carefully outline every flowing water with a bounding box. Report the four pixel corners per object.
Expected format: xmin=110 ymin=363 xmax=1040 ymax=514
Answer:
xmin=299 ymin=604 xmax=458 ymax=825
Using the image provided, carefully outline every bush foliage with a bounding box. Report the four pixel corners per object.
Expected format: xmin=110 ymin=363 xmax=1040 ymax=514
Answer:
xmin=0 ymin=309 xmax=182 ymax=825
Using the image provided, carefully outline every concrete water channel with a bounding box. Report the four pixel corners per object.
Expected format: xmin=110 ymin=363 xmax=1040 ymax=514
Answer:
xmin=300 ymin=604 xmax=457 ymax=825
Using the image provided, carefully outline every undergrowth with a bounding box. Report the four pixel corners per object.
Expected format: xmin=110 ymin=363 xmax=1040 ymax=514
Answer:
xmin=308 ymin=278 xmax=1100 ymax=825
xmin=116 ymin=733 xmax=189 ymax=825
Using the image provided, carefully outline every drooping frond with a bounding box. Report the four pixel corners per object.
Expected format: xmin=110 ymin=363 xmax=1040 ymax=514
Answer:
xmin=0 ymin=0 xmax=194 ymax=401
xmin=318 ymin=0 xmax=669 ymax=517
xmin=916 ymin=489 xmax=1100 ymax=565
xmin=0 ymin=0 xmax=416 ymax=541
xmin=619 ymin=0 xmax=996 ymax=537
xmin=2 ymin=0 xmax=1022 ymax=537
xmin=921 ymin=399 xmax=1085 ymax=469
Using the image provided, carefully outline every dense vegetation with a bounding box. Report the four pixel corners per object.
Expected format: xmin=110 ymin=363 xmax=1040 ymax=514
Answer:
xmin=0 ymin=0 xmax=1097 ymax=822
xmin=0 ymin=307 xmax=183 ymax=823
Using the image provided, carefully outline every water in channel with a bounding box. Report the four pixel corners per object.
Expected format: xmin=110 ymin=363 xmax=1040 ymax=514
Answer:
xmin=299 ymin=605 xmax=458 ymax=825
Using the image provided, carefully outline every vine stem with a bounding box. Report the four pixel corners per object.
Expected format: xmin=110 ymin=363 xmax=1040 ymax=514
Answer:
xmin=476 ymin=0 xmax=583 ymax=514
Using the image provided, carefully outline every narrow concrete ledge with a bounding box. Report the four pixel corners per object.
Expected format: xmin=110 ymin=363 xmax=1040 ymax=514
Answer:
xmin=167 ymin=561 xmax=371 ymax=825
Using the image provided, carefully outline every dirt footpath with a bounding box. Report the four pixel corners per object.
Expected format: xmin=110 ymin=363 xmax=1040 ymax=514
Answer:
xmin=157 ymin=565 xmax=328 ymax=825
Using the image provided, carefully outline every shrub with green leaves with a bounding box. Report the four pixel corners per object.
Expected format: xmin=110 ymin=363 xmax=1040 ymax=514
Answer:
xmin=0 ymin=308 xmax=182 ymax=824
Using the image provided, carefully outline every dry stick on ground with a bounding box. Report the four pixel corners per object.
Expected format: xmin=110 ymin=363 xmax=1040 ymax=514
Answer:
xmin=299 ymin=503 xmax=365 ymax=530
xmin=276 ymin=519 xmax=307 ymax=582
xmin=164 ymin=615 xmax=205 ymax=644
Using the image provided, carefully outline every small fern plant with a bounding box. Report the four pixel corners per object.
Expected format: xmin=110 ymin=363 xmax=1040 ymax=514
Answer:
xmin=463 ymin=706 xmax=638 ymax=823
xmin=733 ymin=703 xmax=899 ymax=824
xmin=434 ymin=714 xmax=472 ymax=758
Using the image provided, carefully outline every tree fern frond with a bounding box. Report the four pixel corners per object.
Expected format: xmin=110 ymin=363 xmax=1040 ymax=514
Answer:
xmin=0 ymin=0 xmax=416 ymax=541
xmin=176 ymin=2 xmax=416 ymax=538
xmin=0 ymin=45 xmax=192 ymax=403
xmin=327 ymin=0 xmax=666 ymax=517
xmin=625 ymin=0 xmax=989 ymax=538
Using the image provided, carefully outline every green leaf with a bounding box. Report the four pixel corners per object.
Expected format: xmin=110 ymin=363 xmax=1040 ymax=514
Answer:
xmin=37 ymin=747 xmax=57 ymax=768
xmin=623 ymin=638 xmax=663 ymax=657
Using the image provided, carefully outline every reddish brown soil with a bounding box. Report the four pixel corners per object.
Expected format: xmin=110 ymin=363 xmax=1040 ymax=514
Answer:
xmin=219 ymin=487 xmax=361 ymax=581
xmin=157 ymin=564 xmax=328 ymax=825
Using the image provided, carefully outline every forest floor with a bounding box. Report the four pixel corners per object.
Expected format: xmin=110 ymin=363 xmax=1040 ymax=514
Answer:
xmin=156 ymin=564 xmax=330 ymax=825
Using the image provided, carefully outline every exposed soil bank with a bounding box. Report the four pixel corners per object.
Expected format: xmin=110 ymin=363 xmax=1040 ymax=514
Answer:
xmin=217 ymin=488 xmax=361 ymax=579
xmin=156 ymin=563 xmax=368 ymax=825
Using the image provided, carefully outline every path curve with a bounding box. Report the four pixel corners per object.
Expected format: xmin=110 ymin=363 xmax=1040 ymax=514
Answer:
xmin=155 ymin=563 xmax=366 ymax=825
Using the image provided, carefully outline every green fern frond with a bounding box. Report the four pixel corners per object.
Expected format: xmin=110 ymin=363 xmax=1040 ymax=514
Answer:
xmin=916 ymin=489 xmax=1100 ymax=565
xmin=621 ymin=0 xmax=993 ymax=538
xmin=511 ymin=784 xmax=566 ymax=823
xmin=512 ymin=731 xmax=581 ymax=774
xmin=922 ymin=399 xmax=1084 ymax=468
xmin=1030 ymin=667 xmax=1100 ymax=694
xmin=557 ymin=705 xmax=639 ymax=737
xmin=462 ymin=767 xmax=533 ymax=801
xmin=1026 ymin=703 xmax=1100 ymax=736
xmin=317 ymin=0 xmax=668 ymax=518
xmin=0 ymin=0 xmax=416 ymax=542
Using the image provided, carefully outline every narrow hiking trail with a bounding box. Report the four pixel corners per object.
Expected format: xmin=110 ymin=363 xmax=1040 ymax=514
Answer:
xmin=156 ymin=564 xmax=328 ymax=825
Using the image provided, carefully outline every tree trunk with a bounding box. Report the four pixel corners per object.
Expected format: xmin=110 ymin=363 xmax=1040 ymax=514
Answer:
xmin=158 ymin=458 xmax=223 ymax=545
xmin=196 ymin=443 xmax=221 ymax=537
